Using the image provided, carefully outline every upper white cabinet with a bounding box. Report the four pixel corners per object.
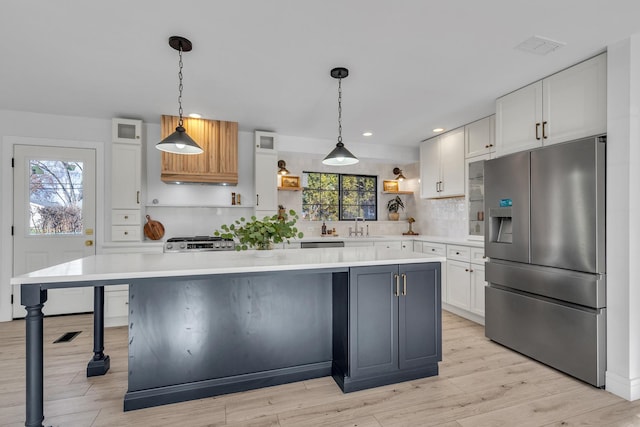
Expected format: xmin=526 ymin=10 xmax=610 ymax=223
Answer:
xmin=420 ymin=127 xmax=465 ymax=198
xmin=255 ymin=131 xmax=278 ymax=153
xmin=112 ymin=118 xmax=142 ymax=144
xmin=495 ymin=53 xmax=606 ymax=157
xmin=254 ymin=131 xmax=278 ymax=217
xmin=465 ymin=115 xmax=495 ymax=158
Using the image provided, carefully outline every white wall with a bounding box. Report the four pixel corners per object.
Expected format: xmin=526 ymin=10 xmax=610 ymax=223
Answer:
xmin=0 ymin=110 xmax=111 ymax=321
xmin=605 ymin=36 xmax=640 ymax=401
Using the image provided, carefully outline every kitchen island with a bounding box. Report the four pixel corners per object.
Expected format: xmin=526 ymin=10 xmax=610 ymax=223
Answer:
xmin=12 ymin=247 xmax=444 ymax=427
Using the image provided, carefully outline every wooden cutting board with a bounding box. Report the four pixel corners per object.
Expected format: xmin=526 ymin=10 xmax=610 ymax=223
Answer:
xmin=144 ymin=215 xmax=165 ymax=240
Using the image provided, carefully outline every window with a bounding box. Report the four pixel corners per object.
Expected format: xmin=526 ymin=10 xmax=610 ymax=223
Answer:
xmin=302 ymin=172 xmax=377 ymax=221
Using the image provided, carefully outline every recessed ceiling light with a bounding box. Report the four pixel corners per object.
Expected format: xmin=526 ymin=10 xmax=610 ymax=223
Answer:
xmin=433 ymin=128 xmax=445 ymax=133
xmin=188 ymin=113 xmax=202 ymax=118
xmin=362 ymin=132 xmax=373 ymax=137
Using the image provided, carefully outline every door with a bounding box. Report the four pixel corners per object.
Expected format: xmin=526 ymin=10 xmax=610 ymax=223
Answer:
xmin=398 ymin=263 xmax=441 ymax=370
xmin=530 ymin=137 xmax=605 ymax=273
xmin=419 ymin=137 xmax=440 ymax=198
xmin=495 ymin=81 xmax=543 ymax=157
xmin=13 ymin=145 xmax=96 ymax=317
xmin=484 ymin=151 xmax=530 ymax=263
xmin=349 ymin=265 xmax=398 ymax=378
xmin=439 ymin=128 xmax=465 ymax=197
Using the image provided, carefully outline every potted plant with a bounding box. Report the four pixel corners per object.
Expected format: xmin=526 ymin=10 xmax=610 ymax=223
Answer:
xmin=214 ymin=209 xmax=304 ymax=251
xmin=386 ymin=195 xmax=405 ymax=221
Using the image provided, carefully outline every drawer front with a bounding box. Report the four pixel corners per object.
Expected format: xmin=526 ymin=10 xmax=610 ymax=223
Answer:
xmin=112 ymin=225 xmax=141 ymax=241
xmin=421 ymin=242 xmax=446 ymax=256
xmin=447 ymin=244 xmax=471 ymax=262
xmin=374 ymin=241 xmax=402 ymax=250
xmin=470 ymin=247 xmax=487 ymax=264
xmin=112 ymin=209 xmax=141 ymax=225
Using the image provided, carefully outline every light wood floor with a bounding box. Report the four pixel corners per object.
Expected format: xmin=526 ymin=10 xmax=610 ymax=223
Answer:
xmin=1 ymin=311 xmax=639 ymax=427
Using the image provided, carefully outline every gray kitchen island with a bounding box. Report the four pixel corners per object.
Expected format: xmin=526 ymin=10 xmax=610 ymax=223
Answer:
xmin=12 ymin=247 xmax=444 ymax=427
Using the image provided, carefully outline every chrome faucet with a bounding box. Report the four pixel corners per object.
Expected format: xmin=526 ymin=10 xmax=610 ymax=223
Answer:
xmin=350 ymin=217 xmax=365 ymax=237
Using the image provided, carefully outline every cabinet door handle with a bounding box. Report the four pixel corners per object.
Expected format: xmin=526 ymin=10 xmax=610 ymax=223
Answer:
xmin=394 ymin=274 xmax=400 ymax=297
xmin=256 ymin=194 xmax=259 ymax=206
xmin=124 ymin=215 xmax=129 ymax=219
xmin=136 ymin=191 xmax=140 ymax=204
xmin=435 ymin=182 xmax=439 ymax=193
xmin=535 ymin=122 xmax=541 ymax=140
xmin=469 ymin=269 xmax=474 ymax=272
xmin=401 ymin=273 xmax=407 ymax=296
xmin=542 ymin=121 xmax=548 ymax=139
xmin=456 ymin=251 xmax=460 ymax=255
xmin=465 ymin=268 xmax=469 ymax=272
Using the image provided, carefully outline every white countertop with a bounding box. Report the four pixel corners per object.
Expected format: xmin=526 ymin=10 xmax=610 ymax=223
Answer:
xmin=298 ymin=234 xmax=484 ymax=247
xmin=11 ymin=247 xmax=445 ymax=286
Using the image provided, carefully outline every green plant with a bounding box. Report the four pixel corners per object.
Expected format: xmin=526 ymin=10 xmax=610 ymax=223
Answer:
xmin=214 ymin=210 xmax=304 ymax=251
xmin=386 ymin=195 xmax=405 ymax=213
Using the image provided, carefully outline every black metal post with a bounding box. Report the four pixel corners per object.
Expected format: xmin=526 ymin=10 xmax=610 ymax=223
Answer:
xmin=87 ymin=286 xmax=110 ymax=376
xmin=22 ymin=286 xmax=47 ymax=427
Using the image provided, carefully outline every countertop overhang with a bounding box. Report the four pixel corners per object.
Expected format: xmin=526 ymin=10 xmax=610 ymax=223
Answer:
xmin=12 ymin=247 xmax=445 ymax=286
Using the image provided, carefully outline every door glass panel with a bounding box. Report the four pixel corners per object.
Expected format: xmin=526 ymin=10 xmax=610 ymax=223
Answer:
xmin=468 ymin=159 xmax=485 ymax=237
xmin=29 ymin=160 xmax=84 ymax=235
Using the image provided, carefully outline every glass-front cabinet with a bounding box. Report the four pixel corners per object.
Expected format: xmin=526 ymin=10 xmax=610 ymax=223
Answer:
xmin=466 ymin=154 xmax=489 ymax=240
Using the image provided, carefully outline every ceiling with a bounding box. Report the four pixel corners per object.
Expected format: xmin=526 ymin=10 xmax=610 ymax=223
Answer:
xmin=2 ymin=1 xmax=640 ymax=149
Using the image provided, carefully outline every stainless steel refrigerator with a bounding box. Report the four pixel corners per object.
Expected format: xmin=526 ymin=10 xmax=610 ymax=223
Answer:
xmin=484 ymin=135 xmax=606 ymax=387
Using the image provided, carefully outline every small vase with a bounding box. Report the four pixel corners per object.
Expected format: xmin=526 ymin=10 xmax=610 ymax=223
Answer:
xmin=254 ymin=241 xmax=274 ymax=257
xmin=388 ymin=212 xmax=400 ymax=221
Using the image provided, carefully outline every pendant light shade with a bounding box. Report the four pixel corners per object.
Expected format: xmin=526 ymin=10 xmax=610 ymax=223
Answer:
xmin=157 ymin=126 xmax=203 ymax=154
xmin=323 ymin=67 xmax=359 ymax=166
xmin=156 ymin=36 xmax=203 ymax=155
xmin=323 ymin=142 xmax=358 ymax=166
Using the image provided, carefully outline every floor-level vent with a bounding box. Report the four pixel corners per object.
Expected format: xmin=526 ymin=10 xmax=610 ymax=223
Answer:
xmin=53 ymin=331 xmax=81 ymax=343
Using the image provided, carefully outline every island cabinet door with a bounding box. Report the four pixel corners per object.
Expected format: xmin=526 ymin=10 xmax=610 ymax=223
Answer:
xmin=349 ymin=265 xmax=399 ymax=379
xmin=398 ymin=263 xmax=442 ymax=370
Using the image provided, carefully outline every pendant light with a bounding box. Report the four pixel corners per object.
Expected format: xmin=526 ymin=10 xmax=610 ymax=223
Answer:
xmin=323 ymin=67 xmax=358 ymax=166
xmin=156 ymin=36 xmax=203 ymax=155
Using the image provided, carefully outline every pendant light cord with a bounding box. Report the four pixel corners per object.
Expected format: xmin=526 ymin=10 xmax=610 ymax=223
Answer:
xmin=337 ymin=77 xmax=342 ymax=144
xmin=177 ymin=44 xmax=184 ymax=128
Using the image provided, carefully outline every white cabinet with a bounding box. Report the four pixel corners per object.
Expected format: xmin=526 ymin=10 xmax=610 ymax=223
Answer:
xmin=465 ymin=115 xmax=495 ymax=158
xmin=446 ymin=245 xmax=487 ymax=319
xmin=254 ymin=151 xmax=278 ymax=217
xmin=111 ymin=118 xmax=142 ymax=242
xmin=420 ymin=127 xmax=465 ymax=198
xmin=496 ymin=53 xmax=606 ymax=157
xmin=255 ymin=130 xmax=278 ymax=152
xmin=105 ymin=286 xmax=129 ymax=327
xmin=112 ymin=118 xmax=142 ymax=144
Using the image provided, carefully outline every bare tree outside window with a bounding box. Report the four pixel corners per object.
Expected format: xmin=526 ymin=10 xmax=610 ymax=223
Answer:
xmin=29 ymin=160 xmax=84 ymax=235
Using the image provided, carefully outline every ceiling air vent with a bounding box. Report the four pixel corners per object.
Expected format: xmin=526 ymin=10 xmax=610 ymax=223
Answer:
xmin=516 ymin=36 xmax=565 ymax=55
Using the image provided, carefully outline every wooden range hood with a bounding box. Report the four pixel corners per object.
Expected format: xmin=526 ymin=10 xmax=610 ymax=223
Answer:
xmin=160 ymin=115 xmax=238 ymax=185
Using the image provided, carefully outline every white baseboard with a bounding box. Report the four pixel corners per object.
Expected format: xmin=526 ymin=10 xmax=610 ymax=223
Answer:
xmin=606 ymin=371 xmax=640 ymax=401
xmin=442 ymin=303 xmax=485 ymax=326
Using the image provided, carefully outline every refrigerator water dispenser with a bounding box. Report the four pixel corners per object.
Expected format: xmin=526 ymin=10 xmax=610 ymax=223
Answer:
xmin=489 ymin=207 xmax=513 ymax=243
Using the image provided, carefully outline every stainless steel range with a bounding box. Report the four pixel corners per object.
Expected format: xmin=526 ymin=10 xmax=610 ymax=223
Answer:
xmin=164 ymin=236 xmax=235 ymax=252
